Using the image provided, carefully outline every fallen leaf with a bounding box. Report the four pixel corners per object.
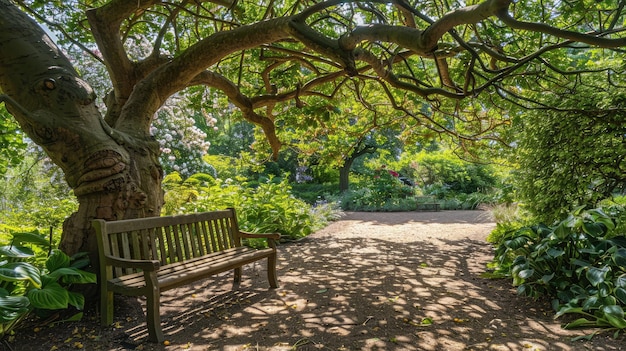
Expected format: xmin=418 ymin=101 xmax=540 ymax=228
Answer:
xmin=420 ymin=317 xmax=433 ymax=326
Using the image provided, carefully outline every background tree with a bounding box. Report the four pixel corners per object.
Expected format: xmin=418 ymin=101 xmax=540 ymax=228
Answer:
xmin=1 ymin=0 xmax=626 ymax=263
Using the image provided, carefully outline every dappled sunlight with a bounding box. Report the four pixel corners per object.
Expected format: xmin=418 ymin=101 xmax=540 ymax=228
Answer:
xmin=113 ymin=211 xmax=625 ymax=350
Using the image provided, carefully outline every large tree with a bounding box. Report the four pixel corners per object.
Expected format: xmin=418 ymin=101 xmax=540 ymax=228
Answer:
xmin=1 ymin=0 xmax=626 ymax=262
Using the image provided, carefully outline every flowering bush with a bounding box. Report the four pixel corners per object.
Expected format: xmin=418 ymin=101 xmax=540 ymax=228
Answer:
xmin=150 ymin=95 xmax=215 ymax=178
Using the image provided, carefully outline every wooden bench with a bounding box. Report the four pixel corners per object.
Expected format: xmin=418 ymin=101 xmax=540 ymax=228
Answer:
xmin=92 ymin=208 xmax=280 ymax=342
xmin=415 ymin=196 xmax=441 ymax=212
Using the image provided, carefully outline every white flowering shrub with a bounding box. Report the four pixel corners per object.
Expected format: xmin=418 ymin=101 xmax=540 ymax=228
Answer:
xmin=150 ymin=95 xmax=216 ymax=178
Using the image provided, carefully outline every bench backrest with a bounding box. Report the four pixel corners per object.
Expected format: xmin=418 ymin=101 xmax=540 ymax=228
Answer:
xmin=93 ymin=208 xmax=243 ymax=277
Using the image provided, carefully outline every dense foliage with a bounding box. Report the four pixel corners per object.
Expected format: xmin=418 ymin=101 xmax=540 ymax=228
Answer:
xmin=0 ymin=232 xmax=95 ymax=340
xmin=513 ymin=88 xmax=626 ymax=223
xmin=0 ymin=110 xmax=25 ymax=176
xmin=491 ymin=206 xmax=626 ymax=338
xmin=162 ymin=172 xmax=341 ymax=246
xmin=0 ymin=153 xmax=77 ymax=241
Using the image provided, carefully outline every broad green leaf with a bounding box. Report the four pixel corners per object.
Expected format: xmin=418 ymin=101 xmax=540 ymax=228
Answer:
xmin=505 ymin=236 xmax=531 ymax=250
xmin=598 ymin=282 xmax=611 ymax=298
xmin=586 ymin=209 xmax=616 ymax=230
xmin=45 ymin=267 xmax=96 ymax=284
xmin=46 ymin=249 xmax=70 ymax=272
xmin=582 ymin=296 xmax=601 ymax=310
xmin=554 ymin=223 xmax=571 ymax=240
xmin=67 ymin=291 xmax=85 ymax=310
xmin=0 ymin=262 xmax=41 ymax=288
xmin=555 ymin=306 xmax=585 ymax=318
xmin=10 ymin=232 xmax=50 ymax=247
xmin=60 ymin=269 xmax=96 ymax=285
xmin=586 ymin=266 xmax=609 ymax=287
xmin=615 ymin=288 xmax=626 ymax=305
xmin=0 ymin=295 xmax=30 ymax=323
xmin=26 ymin=282 xmax=68 ymax=310
xmin=518 ymin=269 xmax=534 ymax=279
xmin=571 ymin=259 xmax=591 ymax=268
xmin=612 ymin=249 xmax=626 ymax=268
xmin=601 ymin=305 xmax=626 ymax=329
xmin=547 ymin=248 xmax=564 ymax=258
xmin=70 ymin=252 xmax=91 ymax=269
xmin=582 ymin=222 xmax=605 ymax=236
xmin=0 ymin=246 xmax=34 ymax=259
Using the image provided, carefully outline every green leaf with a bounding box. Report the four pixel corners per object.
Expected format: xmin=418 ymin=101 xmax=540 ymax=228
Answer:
xmin=26 ymin=282 xmax=68 ymax=310
xmin=586 ymin=266 xmax=609 ymax=287
xmin=587 ymin=209 xmax=616 ymax=231
xmin=58 ymin=269 xmax=96 ymax=285
xmin=615 ymin=274 xmax=626 ymax=289
xmin=0 ymin=295 xmax=30 ymax=323
xmin=420 ymin=317 xmax=433 ymax=326
xmin=554 ymin=223 xmax=571 ymax=240
xmin=547 ymin=248 xmax=564 ymax=258
xmin=582 ymin=222 xmax=605 ymax=236
xmin=582 ymin=296 xmax=601 ymax=310
xmin=67 ymin=291 xmax=85 ymax=310
xmin=0 ymin=246 xmax=34 ymax=259
xmin=45 ymin=267 xmax=84 ymax=282
xmin=598 ymin=282 xmax=611 ymax=298
xmin=541 ymin=273 xmax=555 ymax=284
xmin=10 ymin=232 xmax=50 ymax=247
xmin=505 ymin=236 xmax=532 ymax=250
xmin=46 ymin=249 xmax=70 ymax=272
xmin=518 ymin=269 xmax=534 ymax=279
xmin=0 ymin=262 xmax=41 ymax=288
xmin=564 ymin=317 xmax=597 ymax=329
xmin=612 ymin=249 xmax=626 ymax=268
xmin=601 ymin=305 xmax=626 ymax=329
xmin=615 ymin=287 xmax=626 ymax=305
xmin=556 ymin=305 xmax=585 ymax=318
xmin=70 ymin=252 xmax=91 ymax=270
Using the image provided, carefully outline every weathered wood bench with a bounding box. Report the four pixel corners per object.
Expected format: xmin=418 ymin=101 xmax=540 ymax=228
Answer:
xmin=92 ymin=208 xmax=280 ymax=342
xmin=415 ymin=196 xmax=441 ymax=212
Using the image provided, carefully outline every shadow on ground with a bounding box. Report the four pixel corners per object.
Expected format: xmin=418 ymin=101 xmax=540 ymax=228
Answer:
xmin=9 ymin=211 xmax=626 ymax=351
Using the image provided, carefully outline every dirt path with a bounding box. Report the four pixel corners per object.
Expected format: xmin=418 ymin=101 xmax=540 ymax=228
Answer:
xmin=9 ymin=211 xmax=626 ymax=351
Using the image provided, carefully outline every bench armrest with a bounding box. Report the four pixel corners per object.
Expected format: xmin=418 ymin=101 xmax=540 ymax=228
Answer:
xmin=239 ymin=230 xmax=281 ymax=240
xmin=104 ymin=255 xmax=161 ymax=271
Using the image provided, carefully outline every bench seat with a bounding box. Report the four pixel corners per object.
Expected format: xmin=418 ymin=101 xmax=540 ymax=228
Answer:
xmin=107 ymin=246 xmax=275 ymax=293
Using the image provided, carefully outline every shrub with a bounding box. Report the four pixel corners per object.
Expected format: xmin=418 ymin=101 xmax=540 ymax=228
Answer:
xmin=0 ymin=232 xmax=96 ymax=340
xmin=491 ymin=206 xmax=626 ymax=338
xmin=162 ymin=173 xmax=341 ymax=244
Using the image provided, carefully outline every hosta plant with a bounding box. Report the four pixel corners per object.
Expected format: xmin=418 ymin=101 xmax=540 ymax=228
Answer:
xmin=0 ymin=232 xmax=96 ymax=339
xmin=492 ymin=206 xmax=626 ymax=339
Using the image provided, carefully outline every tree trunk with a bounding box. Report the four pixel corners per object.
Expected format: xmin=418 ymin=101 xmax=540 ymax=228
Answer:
xmin=339 ymin=144 xmax=377 ymax=192
xmin=0 ymin=1 xmax=164 ymax=267
xmin=339 ymin=161 xmax=352 ymax=193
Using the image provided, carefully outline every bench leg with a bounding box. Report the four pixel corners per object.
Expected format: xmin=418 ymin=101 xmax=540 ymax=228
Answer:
xmin=100 ymin=289 xmax=114 ymax=327
xmin=145 ymin=275 xmax=165 ymax=343
xmin=233 ymin=267 xmax=242 ymax=284
xmin=268 ymin=254 xmax=278 ymax=288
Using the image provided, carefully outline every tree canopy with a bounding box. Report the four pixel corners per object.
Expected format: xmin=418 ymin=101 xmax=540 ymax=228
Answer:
xmin=2 ymin=0 xmax=626 ymax=256
xmin=8 ymin=0 xmax=626 ymax=153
